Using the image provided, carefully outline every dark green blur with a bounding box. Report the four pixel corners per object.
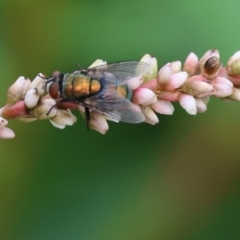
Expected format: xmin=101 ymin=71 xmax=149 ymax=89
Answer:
xmin=1 ymin=1 xmax=240 ymax=239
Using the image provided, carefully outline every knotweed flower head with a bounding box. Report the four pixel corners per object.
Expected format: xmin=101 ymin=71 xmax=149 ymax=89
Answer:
xmin=1 ymin=49 xmax=240 ymax=138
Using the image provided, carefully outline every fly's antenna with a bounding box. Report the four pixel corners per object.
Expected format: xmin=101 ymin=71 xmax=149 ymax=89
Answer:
xmin=76 ymin=63 xmax=83 ymax=70
xmin=85 ymin=107 xmax=90 ymax=131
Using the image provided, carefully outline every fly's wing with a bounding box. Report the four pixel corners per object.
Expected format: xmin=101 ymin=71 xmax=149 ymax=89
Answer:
xmin=87 ymin=61 xmax=150 ymax=86
xmin=82 ymin=90 xmax=145 ymax=123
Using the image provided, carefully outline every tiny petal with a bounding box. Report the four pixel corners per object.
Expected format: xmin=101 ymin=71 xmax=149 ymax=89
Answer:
xmin=30 ymin=98 xmax=57 ymax=119
xmin=88 ymin=59 xmax=107 ymax=68
xmin=211 ymin=76 xmax=233 ymax=87
xmin=7 ymin=76 xmax=31 ymax=105
xmin=28 ymin=74 xmax=45 ymax=96
xmin=127 ymin=76 xmax=143 ymax=90
xmin=0 ymin=127 xmax=15 ymax=139
xmin=229 ymin=88 xmax=240 ymax=101
xmin=18 ymin=117 xmax=38 ymax=123
xmin=226 ymin=58 xmax=240 ymax=75
xmin=195 ymin=98 xmax=207 ymax=113
xmin=0 ymin=117 xmax=8 ymax=128
xmin=212 ymin=83 xmax=234 ymax=98
xmin=201 ymin=96 xmax=210 ymax=105
xmin=183 ymin=52 xmax=199 ymax=75
xmin=151 ymin=100 xmax=174 ymax=115
xmin=157 ymin=63 xmax=172 ymax=88
xmin=50 ymin=109 xmax=77 ymax=126
xmin=140 ymin=54 xmax=158 ymax=81
xmin=49 ymin=120 xmax=66 ymax=129
xmin=183 ymin=80 xmax=213 ymax=98
xmin=24 ymin=88 xmax=40 ymax=109
xmin=133 ymin=88 xmax=157 ymax=105
xmin=165 ymin=71 xmax=188 ymax=91
xmin=179 ymin=94 xmax=197 ymax=115
xmin=227 ymin=51 xmax=240 ymax=67
xmin=171 ymin=61 xmax=182 ymax=73
xmin=142 ymin=106 xmax=159 ymax=125
xmin=89 ymin=112 xmax=109 ymax=134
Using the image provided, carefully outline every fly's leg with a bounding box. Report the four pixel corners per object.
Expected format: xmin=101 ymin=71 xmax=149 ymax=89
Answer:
xmin=85 ymin=107 xmax=90 ymax=131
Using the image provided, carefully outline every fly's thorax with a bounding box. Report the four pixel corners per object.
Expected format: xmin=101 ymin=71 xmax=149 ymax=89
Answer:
xmin=62 ymin=72 xmax=101 ymax=99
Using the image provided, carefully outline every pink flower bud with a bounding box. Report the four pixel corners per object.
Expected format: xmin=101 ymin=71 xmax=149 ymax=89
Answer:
xmin=183 ymin=80 xmax=213 ymax=98
xmin=179 ymin=94 xmax=197 ymax=115
xmin=156 ymin=63 xmax=172 ymax=88
xmin=212 ymin=83 xmax=234 ymax=98
xmin=140 ymin=54 xmax=158 ymax=81
xmin=226 ymin=58 xmax=240 ymax=75
xmin=127 ymin=76 xmax=143 ymax=90
xmin=183 ymin=52 xmax=199 ymax=75
xmin=133 ymin=88 xmax=157 ymax=105
xmin=50 ymin=109 xmax=77 ymax=126
xmin=49 ymin=120 xmax=65 ymax=129
xmin=0 ymin=127 xmax=15 ymax=139
xmin=151 ymin=100 xmax=174 ymax=115
xmin=7 ymin=76 xmax=31 ymax=105
xmin=211 ymin=76 xmax=233 ymax=87
xmin=28 ymin=74 xmax=46 ymax=96
xmin=165 ymin=71 xmax=188 ymax=91
xmin=0 ymin=117 xmax=8 ymax=128
xmin=171 ymin=61 xmax=182 ymax=73
xmin=30 ymin=98 xmax=57 ymax=119
xmin=195 ymin=98 xmax=207 ymax=113
xmin=142 ymin=106 xmax=159 ymax=125
xmin=229 ymin=88 xmax=240 ymax=101
xmin=89 ymin=111 xmax=109 ymax=134
xmin=227 ymin=51 xmax=240 ymax=66
xmin=24 ymin=88 xmax=40 ymax=109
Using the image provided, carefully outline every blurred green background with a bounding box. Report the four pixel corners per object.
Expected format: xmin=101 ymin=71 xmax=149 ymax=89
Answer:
xmin=1 ymin=1 xmax=240 ymax=239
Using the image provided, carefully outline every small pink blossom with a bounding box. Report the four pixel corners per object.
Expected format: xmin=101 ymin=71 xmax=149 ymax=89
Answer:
xmin=89 ymin=111 xmax=109 ymax=134
xmin=183 ymin=80 xmax=214 ymax=98
xmin=127 ymin=76 xmax=144 ymax=90
xmin=179 ymin=94 xmax=197 ymax=115
xmin=165 ymin=71 xmax=188 ymax=91
xmin=0 ymin=117 xmax=15 ymax=139
xmin=142 ymin=106 xmax=159 ymax=125
xmin=212 ymin=83 xmax=234 ymax=98
xmin=140 ymin=54 xmax=158 ymax=81
xmin=183 ymin=52 xmax=199 ymax=75
xmin=7 ymin=76 xmax=31 ymax=106
xmin=132 ymin=88 xmax=157 ymax=105
xmin=195 ymin=98 xmax=207 ymax=113
xmin=24 ymin=88 xmax=40 ymax=109
xmin=156 ymin=63 xmax=172 ymax=88
xmin=151 ymin=100 xmax=174 ymax=115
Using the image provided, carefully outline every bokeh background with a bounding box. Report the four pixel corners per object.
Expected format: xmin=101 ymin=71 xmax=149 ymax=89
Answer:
xmin=1 ymin=1 xmax=240 ymax=239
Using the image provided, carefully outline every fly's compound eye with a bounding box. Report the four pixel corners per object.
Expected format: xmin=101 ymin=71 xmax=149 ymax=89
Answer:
xmin=48 ymin=82 xmax=60 ymax=99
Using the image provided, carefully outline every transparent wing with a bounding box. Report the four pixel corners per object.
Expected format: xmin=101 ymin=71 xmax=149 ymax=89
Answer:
xmin=87 ymin=61 xmax=150 ymax=86
xmin=82 ymin=92 xmax=145 ymax=123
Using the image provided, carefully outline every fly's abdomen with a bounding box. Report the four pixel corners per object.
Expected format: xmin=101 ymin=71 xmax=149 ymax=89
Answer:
xmin=62 ymin=72 xmax=101 ymax=99
xmin=116 ymin=85 xmax=132 ymax=100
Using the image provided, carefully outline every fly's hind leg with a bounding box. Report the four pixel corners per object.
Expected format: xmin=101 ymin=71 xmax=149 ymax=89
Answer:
xmin=85 ymin=107 xmax=90 ymax=131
